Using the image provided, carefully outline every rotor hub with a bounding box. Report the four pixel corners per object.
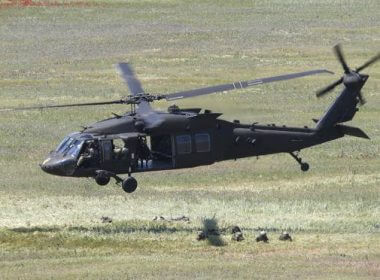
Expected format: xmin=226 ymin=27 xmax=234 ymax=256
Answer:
xmin=343 ymin=72 xmax=363 ymax=88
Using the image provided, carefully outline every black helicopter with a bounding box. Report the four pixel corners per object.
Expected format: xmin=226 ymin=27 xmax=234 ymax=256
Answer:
xmin=3 ymin=45 xmax=378 ymax=193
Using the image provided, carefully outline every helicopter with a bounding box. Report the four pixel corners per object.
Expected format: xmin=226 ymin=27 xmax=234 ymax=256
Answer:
xmin=2 ymin=45 xmax=379 ymax=193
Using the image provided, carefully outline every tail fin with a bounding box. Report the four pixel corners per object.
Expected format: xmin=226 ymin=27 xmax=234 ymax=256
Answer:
xmin=315 ymin=85 xmax=362 ymax=130
xmin=315 ymin=44 xmax=379 ymax=130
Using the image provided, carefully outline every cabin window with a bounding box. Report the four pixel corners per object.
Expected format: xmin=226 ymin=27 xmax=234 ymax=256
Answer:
xmin=101 ymin=140 xmax=113 ymax=161
xmin=195 ymin=133 xmax=210 ymax=152
xmin=176 ymin=135 xmax=191 ymax=154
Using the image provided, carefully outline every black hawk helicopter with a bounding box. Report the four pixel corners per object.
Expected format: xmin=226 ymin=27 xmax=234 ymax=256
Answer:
xmin=3 ymin=45 xmax=378 ymax=193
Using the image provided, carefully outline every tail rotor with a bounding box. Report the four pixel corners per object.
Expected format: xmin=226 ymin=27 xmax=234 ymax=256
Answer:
xmin=316 ymin=44 xmax=379 ymax=105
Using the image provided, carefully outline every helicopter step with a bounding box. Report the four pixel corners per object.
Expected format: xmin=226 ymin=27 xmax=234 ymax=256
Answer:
xmin=95 ymin=170 xmax=122 ymax=185
xmin=289 ymin=152 xmax=309 ymax=172
xmin=95 ymin=170 xmax=138 ymax=193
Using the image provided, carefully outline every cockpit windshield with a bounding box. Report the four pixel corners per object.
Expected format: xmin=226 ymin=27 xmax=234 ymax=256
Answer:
xmin=55 ymin=137 xmax=75 ymax=154
xmin=55 ymin=136 xmax=84 ymax=158
xmin=64 ymin=139 xmax=84 ymax=158
xmin=55 ymin=137 xmax=70 ymax=153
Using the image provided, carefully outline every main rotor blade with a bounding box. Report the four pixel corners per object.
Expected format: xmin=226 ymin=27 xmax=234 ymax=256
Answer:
xmin=116 ymin=63 xmax=145 ymax=96
xmin=316 ymin=77 xmax=343 ymax=98
xmin=164 ymin=69 xmax=333 ymax=101
xmin=356 ymin=53 xmax=380 ymax=72
xmin=334 ymin=44 xmax=350 ymax=74
xmin=0 ymin=100 xmax=125 ymax=112
xmin=116 ymin=63 xmax=153 ymax=113
xmin=116 ymin=63 xmax=152 ymax=113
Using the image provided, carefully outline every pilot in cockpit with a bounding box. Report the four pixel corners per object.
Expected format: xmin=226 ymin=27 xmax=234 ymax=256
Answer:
xmin=77 ymin=141 xmax=97 ymax=167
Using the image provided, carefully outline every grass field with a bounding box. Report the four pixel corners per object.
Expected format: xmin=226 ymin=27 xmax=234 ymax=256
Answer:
xmin=0 ymin=0 xmax=379 ymax=279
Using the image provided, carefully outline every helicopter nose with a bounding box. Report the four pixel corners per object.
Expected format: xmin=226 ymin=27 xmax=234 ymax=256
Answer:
xmin=40 ymin=158 xmax=72 ymax=176
xmin=40 ymin=160 xmax=59 ymax=175
xmin=40 ymin=157 xmax=50 ymax=172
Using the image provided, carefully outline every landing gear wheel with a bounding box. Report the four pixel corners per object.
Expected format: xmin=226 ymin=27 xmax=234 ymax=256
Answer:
xmin=122 ymin=177 xmax=138 ymax=193
xmin=301 ymin=162 xmax=309 ymax=172
xmin=95 ymin=175 xmax=110 ymax=186
xmin=289 ymin=152 xmax=310 ymax=172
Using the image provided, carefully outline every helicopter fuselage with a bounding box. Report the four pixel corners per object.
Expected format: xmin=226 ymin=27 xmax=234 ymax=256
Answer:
xmin=40 ymin=107 xmax=344 ymax=181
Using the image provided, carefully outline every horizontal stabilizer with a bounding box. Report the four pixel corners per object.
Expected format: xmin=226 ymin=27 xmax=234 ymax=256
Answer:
xmin=336 ymin=124 xmax=370 ymax=139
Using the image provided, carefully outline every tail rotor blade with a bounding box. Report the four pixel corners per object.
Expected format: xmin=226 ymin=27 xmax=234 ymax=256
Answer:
xmin=316 ymin=77 xmax=343 ymax=98
xmin=334 ymin=44 xmax=350 ymax=74
xmin=356 ymin=53 xmax=380 ymax=72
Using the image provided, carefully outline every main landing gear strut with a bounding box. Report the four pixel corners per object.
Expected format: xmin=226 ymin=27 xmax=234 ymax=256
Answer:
xmin=94 ymin=170 xmax=138 ymax=193
xmin=289 ymin=151 xmax=309 ymax=172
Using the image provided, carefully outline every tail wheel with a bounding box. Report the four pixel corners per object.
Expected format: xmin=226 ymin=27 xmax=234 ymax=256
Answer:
xmin=301 ymin=163 xmax=309 ymax=172
xmin=95 ymin=174 xmax=110 ymax=186
xmin=122 ymin=177 xmax=138 ymax=193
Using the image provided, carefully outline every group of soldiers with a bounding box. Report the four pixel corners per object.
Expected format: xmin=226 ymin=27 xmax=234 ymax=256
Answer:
xmin=76 ymin=137 xmax=151 ymax=168
xmin=197 ymin=227 xmax=292 ymax=243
